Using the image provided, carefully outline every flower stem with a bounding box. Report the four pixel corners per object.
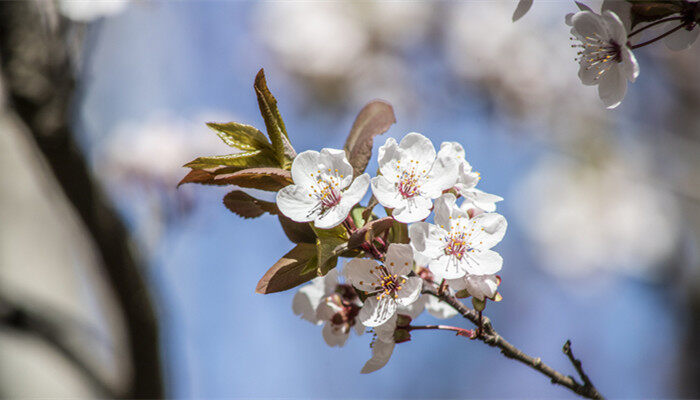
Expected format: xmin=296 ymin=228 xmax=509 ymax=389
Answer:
xmin=409 ymin=324 xmax=474 ymax=337
xmin=627 ymin=16 xmax=683 ymax=38
xmin=630 ymin=22 xmax=688 ymax=49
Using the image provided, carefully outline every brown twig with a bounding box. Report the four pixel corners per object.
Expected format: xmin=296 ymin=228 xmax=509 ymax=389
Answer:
xmin=422 ymin=284 xmax=604 ymax=399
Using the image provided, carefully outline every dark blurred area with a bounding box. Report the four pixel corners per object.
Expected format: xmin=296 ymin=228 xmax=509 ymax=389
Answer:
xmin=0 ymin=1 xmax=699 ymax=398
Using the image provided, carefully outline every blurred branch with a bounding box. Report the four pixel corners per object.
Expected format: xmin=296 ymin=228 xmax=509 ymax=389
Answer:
xmin=423 ymin=284 xmax=604 ymax=399
xmin=0 ymin=294 xmax=119 ymax=398
xmin=0 ymin=2 xmax=163 ymax=398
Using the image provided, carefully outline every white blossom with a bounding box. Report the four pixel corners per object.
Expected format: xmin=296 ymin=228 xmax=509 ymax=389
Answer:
xmin=277 ymin=149 xmax=370 ymax=229
xmin=371 ymin=133 xmax=458 ymax=223
xmin=664 ymin=21 xmax=699 ymax=50
xmin=447 ymin=274 xmax=500 ymax=301
xmin=409 ymin=193 xmax=507 ymax=279
xmin=58 ymin=0 xmax=130 ymax=22
xmin=292 ymin=269 xmax=364 ymax=347
xmin=569 ymin=10 xmax=639 ymax=109
xmin=438 ymin=142 xmax=502 ymax=212
xmin=344 ymin=244 xmax=422 ymax=327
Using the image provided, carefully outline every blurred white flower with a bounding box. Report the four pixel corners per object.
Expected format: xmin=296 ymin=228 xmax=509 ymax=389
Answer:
xmin=277 ymin=149 xmax=369 ymax=229
xmin=569 ymin=10 xmax=639 ymax=109
xmin=58 ymin=0 xmax=130 ymax=22
xmin=664 ymin=21 xmax=700 ymax=51
xmin=515 ymin=153 xmax=681 ymax=279
xmin=292 ymin=269 xmax=364 ymax=347
xmin=344 ymin=244 xmax=422 ymax=327
xmin=371 ymin=133 xmax=458 ymax=223
xmin=409 ymin=194 xmax=507 ymax=279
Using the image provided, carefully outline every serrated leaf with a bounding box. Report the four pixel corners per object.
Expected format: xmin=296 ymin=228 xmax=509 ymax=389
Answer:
xmin=220 ymin=168 xmax=292 ymax=191
xmin=183 ymin=150 xmax=278 ymax=170
xmin=223 ymin=190 xmax=278 ymax=219
xmin=206 ymin=122 xmax=272 ymax=152
xmin=312 ymin=224 xmax=349 ymax=276
xmin=343 ymin=100 xmax=396 ymax=177
xmin=278 ymin=215 xmax=316 ymax=244
xmin=347 ymin=217 xmax=394 ymax=250
xmin=254 ymin=69 xmax=296 ymax=167
xmin=255 ymin=243 xmax=318 ymax=294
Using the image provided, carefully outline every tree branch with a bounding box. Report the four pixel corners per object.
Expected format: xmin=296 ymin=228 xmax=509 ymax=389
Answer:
xmin=423 ymin=284 xmax=604 ymax=399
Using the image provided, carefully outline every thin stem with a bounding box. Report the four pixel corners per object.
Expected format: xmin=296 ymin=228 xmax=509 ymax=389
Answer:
xmin=422 ymin=284 xmax=604 ymax=399
xmin=409 ymin=324 xmax=467 ymax=333
xmin=628 ymin=16 xmax=683 ymax=38
xmin=630 ymin=22 xmax=687 ymax=49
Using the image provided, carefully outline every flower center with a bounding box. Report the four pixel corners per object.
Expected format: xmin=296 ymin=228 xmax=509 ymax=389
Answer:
xmin=444 ymin=231 xmax=473 ymax=260
xmin=572 ymin=35 xmax=622 ymax=79
xmin=326 ymin=290 xmax=361 ymax=332
xmin=395 ymin=160 xmax=428 ymax=199
xmin=360 ymin=265 xmax=407 ymax=301
xmin=308 ymin=169 xmax=343 ymax=215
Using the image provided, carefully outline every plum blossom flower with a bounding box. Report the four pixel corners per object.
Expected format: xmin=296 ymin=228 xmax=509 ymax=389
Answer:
xmin=277 ymin=148 xmax=370 ymax=229
xmin=447 ymin=274 xmax=501 ymax=301
xmin=371 ymin=133 xmax=458 ymax=223
xmin=569 ymin=10 xmax=639 ymax=108
xmin=292 ymin=269 xmax=364 ymax=347
xmin=344 ymin=244 xmax=422 ymax=327
xmin=409 ymin=194 xmax=507 ymax=279
xmin=438 ymin=142 xmax=502 ymax=212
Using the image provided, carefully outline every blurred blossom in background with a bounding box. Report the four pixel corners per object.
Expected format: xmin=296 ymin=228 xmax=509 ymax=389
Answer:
xmin=1 ymin=0 xmax=699 ymax=399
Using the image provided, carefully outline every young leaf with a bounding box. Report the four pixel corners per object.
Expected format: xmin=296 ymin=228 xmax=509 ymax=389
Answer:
xmin=223 ymin=190 xmax=278 ymax=219
xmin=343 ymin=100 xmax=396 ymax=177
xmin=629 ymin=1 xmax=684 ymax=27
xmin=219 ymin=168 xmax=292 ymax=191
xmin=278 ymin=215 xmax=316 ymax=244
xmin=312 ymin=224 xmax=349 ymax=276
xmin=178 ymin=167 xmax=239 ymax=187
xmin=206 ymin=122 xmax=272 ymax=152
xmin=256 ymin=243 xmax=318 ymax=294
xmin=183 ymin=150 xmax=278 ymax=170
xmin=348 ymin=217 xmax=394 ymax=250
xmin=254 ymin=69 xmax=296 ymax=167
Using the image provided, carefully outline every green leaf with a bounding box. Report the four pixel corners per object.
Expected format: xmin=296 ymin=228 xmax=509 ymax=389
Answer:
xmin=183 ymin=150 xmax=278 ymax=170
xmin=472 ymin=297 xmax=486 ymax=312
xmin=389 ymin=219 xmax=409 ymax=244
xmin=254 ymin=69 xmax=296 ymax=168
xmin=278 ymin=215 xmax=316 ymax=244
xmin=343 ymin=100 xmax=396 ymax=177
xmin=219 ymin=167 xmax=292 ymax=191
xmin=222 ymin=190 xmax=278 ymax=219
xmin=206 ymin=122 xmax=272 ymax=152
xmin=312 ymin=224 xmax=349 ymax=276
xmin=255 ymin=243 xmax=318 ymax=294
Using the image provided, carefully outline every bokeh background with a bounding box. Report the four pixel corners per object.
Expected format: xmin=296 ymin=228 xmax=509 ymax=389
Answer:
xmin=1 ymin=0 xmax=699 ymax=398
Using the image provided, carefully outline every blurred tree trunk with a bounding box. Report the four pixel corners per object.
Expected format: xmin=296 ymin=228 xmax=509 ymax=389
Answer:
xmin=0 ymin=2 xmax=163 ymax=398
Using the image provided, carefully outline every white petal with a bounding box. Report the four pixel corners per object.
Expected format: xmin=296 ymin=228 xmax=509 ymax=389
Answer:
xmin=428 ymin=254 xmax=467 ymax=279
xmin=598 ymin=64 xmax=627 ymax=109
xmin=437 ymin=141 xmax=465 ymax=160
xmin=395 ymin=276 xmax=422 ymax=307
xmin=292 ymin=278 xmax=325 ymax=324
xmin=385 ymin=243 xmax=414 ymax=276
xmin=276 ymin=185 xmax=317 ymax=223
xmin=360 ymin=339 xmax=395 ymax=374
xmin=578 ymin=60 xmax=601 ymax=86
xmin=421 ymin=155 xmax=459 ymax=198
xmin=602 ymin=0 xmax=631 ymax=31
xmin=373 ymin=314 xmax=397 ymax=341
xmin=371 ymin=175 xmax=404 ymax=209
xmin=359 ymin=295 xmax=397 ymax=327
xmin=392 ymin=195 xmax=432 ymax=223
xmin=465 ymin=249 xmax=503 ymax=275
xmin=512 ymin=0 xmax=533 ymax=22
xmin=344 ymin=259 xmax=381 ymax=292
xmin=314 ymin=204 xmax=349 ymax=229
xmin=316 ymin=299 xmax=343 ymax=321
xmin=469 ymin=212 xmax=507 ymax=250
xmin=620 ymin=47 xmax=639 ymax=82
xmin=340 ymin=173 xmax=370 ymax=209
xmin=398 ymin=132 xmax=436 ymax=173
xmin=377 ymin=137 xmax=401 ymax=181
xmin=572 ymin=11 xmax=606 ymax=39
xmin=290 ymin=150 xmax=321 ymax=187
xmin=319 ymin=148 xmax=353 ymax=189
xmin=601 ymin=10 xmax=627 ymax=46
xmin=449 ymin=274 xmax=499 ymax=301
xmin=408 ymin=221 xmax=447 ymax=261
xmin=434 ymin=193 xmax=466 ymax=228
xmin=354 ymin=321 xmax=366 ymax=336
xmin=322 ymin=268 xmax=340 ymax=294
xmin=322 ymin=323 xmax=349 ymax=347
xmin=468 ymin=189 xmax=503 ymax=212
xmin=425 ymin=296 xmax=458 ymax=319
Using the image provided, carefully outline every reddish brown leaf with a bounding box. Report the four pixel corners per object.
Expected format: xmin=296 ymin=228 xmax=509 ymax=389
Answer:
xmin=222 ymin=168 xmax=292 ymax=191
xmin=343 ymin=100 xmax=396 ymax=177
xmin=222 ymin=190 xmax=278 ymax=219
xmin=348 ymin=217 xmax=394 ymax=249
xmin=255 ymin=243 xmax=318 ymax=294
xmin=278 ymin=215 xmax=316 ymax=244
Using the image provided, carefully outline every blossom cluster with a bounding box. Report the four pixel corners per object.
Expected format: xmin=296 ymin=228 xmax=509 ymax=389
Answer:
xmin=284 ymin=132 xmax=507 ymax=372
